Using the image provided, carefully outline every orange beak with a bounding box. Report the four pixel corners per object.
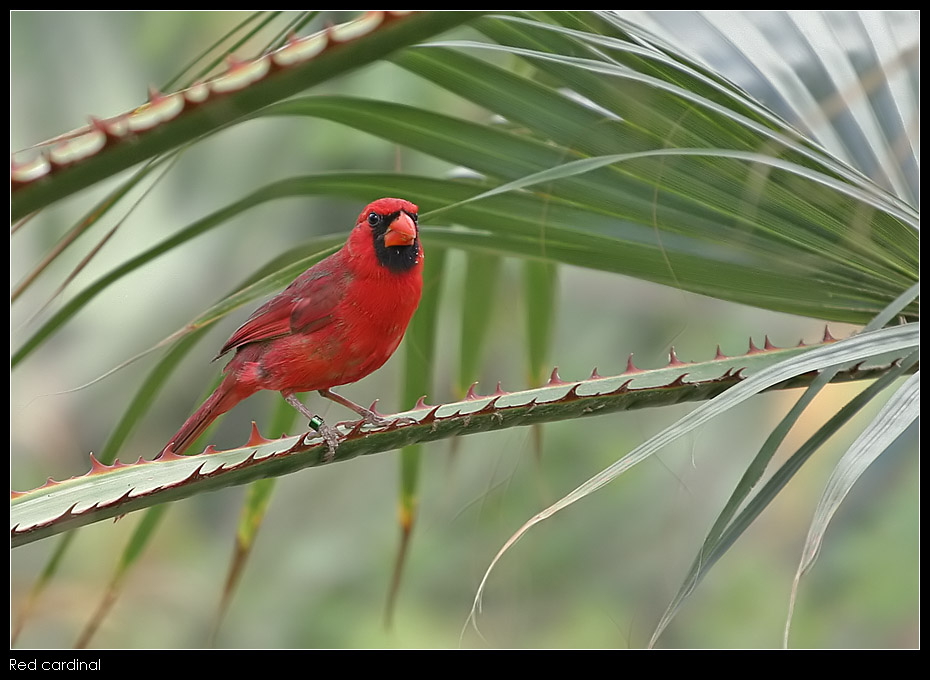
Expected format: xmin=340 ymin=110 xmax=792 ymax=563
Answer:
xmin=383 ymin=212 xmax=417 ymax=247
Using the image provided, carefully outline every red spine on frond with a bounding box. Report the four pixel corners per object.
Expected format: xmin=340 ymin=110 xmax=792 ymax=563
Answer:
xmin=476 ymin=396 xmax=502 ymax=414
xmin=608 ymin=378 xmax=634 ymax=395
xmin=247 ymin=421 xmax=272 ymax=447
xmin=547 ymin=367 xmax=567 ymax=385
xmin=421 ymin=405 xmax=443 ymax=425
xmin=667 ymin=347 xmax=686 ymax=366
xmin=665 ymin=373 xmax=690 ymax=388
xmin=624 ymin=354 xmax=643 ymax=374
xmin=87 ymin=453 xmax=111 ymax=475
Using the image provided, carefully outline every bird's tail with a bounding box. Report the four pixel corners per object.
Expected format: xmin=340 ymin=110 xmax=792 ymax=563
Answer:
xmin=162 ymin=378 xmax=247 ymax=455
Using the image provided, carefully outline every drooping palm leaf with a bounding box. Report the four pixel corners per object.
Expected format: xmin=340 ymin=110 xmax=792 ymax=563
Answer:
xmin=11 ymin=11 xmax=916 ymax=648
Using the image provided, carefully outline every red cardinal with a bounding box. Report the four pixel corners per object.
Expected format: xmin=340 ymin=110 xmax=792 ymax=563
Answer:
xmin=164 ymin=197 xmax=423 ymax=459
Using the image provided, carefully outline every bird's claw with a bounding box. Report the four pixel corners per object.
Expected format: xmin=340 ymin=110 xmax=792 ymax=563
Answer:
xmin=303 ymin=416 xmax=341 ymax=462
xmin=361 ymin=411 xmax=391 ymax=428
xmin=319 ymin=427 xmax=340 ymax=463
xmin=340 ymin=412 xmax=417 ymax=431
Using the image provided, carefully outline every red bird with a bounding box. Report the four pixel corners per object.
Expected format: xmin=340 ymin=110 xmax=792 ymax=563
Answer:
xmin=164 ymin=197 xmax=423 ymax=459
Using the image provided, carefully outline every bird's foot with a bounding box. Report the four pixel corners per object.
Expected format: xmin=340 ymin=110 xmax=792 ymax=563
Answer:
xmin=341 ymin=409 xmax=417 ymax=431
xmin=303 ymin=415 xmax=341 ymax=462
xmin=359 ymin=409 xmax=391 ymax=428
xmin=319 ymin=389 xmax=416 ymax=431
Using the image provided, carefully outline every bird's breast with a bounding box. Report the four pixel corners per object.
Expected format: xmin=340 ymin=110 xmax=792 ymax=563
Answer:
xmin=255 ymin=269 xmax=421 ymax=392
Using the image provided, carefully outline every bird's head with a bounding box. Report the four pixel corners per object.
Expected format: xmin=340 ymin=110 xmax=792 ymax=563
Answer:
xmin=352 ymin=197 xmax=422 ymax=273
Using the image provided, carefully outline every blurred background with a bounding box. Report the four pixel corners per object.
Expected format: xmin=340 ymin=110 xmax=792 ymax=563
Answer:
xmin=10 ymin=11 xmax=918 ymax=648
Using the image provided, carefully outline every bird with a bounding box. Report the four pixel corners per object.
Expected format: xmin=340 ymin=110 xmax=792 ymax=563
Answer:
xmin=163 ymin=197 xmax=423 ymax=460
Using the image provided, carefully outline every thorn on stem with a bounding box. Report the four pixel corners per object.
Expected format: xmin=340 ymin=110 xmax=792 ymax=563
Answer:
xmin=246 ymin=421 xmax=271 ymax=446
xmin=547 ymin=367 xmax=566 ymax=385
xmin=624 ymin=354 xmax=643 ymax=374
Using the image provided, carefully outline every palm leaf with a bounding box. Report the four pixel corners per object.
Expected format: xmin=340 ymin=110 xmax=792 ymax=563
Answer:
xmin=11 ymin=11 xmax=916 ymax=648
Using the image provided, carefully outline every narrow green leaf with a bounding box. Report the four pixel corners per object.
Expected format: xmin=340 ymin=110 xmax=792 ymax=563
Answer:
xmin=784 ymin=369 xmax=919 ymax=647
xmin=13 ymin=11 xmax=290 ymax=315
xmin=13 ymin=167 xmax=912 ymax=374
xmin=421 ymin=226 xmax=905 ymax=323
xmin=12 ymin=236 xmax=341 ymax=645
xmin=11 ymin=177 xmax=345 ymax=368
xmin=75 ymin=504 xmax=168 ymax=648
xmin=268 ymin=12 xmax=321 ymax=51
xmin=269 ymin=88 xmax=915 ymax=304
xmin=13 ymin=331 xmax=911 ymax=548
xmin=650 ymin=283 xmax=920 ymax=644
xmin=170 ymin=237 xmax=342 ymax=344
xmin=648 ymin=351 xmax=919 ymax=647
xmin=458 ymin=252 xmax=502 ymax=396
xmin=11 ymin=156 xmax=172 ymax=303
xmin=211 ymin=396 xmax=299 ymax=645
xmin=472 ymin=14 xmax=900 ymax=202
xmin=387 ymin=246 xmax=448 ymax=627
xmin=718 ymin=358 xmax=917 ymax=573
xmin=465 ymin=322 xmax=918 ymax=634
xmin=609 ymin=11 xmax=919 ymax=205
xmin=160 ymin=12 xmax=271 ymax=92
xmin=100 ymin=332 xmax=211 ymax=465
xmin=165 ymin=12 xmax=284 ymax=91
xmin=523 ymin=260 xmax=558 ymax=387
xmin=523 ymin=259 xmax=558 ymax=463
xmin=213 ymin=469 xmax=277 ymax=642
xmin=11 ymin=324 xmax=212 ymax=646
xmin=435 ymin=146 xmax=917 ymax=236
xmin=402 ymin=44 xmax=915 ymax=276
xmin=11 ymin=11 xmax=479 ymax=219
xmin=11 ymin=531 xmax=77 ymax=645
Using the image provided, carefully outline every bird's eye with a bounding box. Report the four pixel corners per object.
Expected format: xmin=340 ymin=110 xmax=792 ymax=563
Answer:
xmin=367 ymin=212 xmax=381 ymax=227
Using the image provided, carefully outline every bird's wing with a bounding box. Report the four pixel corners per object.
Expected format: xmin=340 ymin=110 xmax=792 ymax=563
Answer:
xmin=215 ymin=267 xmax=345 ymax=358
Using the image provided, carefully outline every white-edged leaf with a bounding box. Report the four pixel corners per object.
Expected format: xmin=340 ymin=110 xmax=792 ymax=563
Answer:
xmin=432 ymin=147 xmax=917 ymax=229
xmin=624 ymin=10 xmax=919 ymax=203
xmin=647 ymin=282 xmax=918 ymax=646
xmin=464 ymin=322 xmax=918 ymax=635
xmin=783 ymin=369 xmax=919 ymax=647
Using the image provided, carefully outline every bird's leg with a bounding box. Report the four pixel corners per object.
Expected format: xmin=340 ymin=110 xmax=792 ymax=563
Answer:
xmin=318 ymin=388 xmax=390 ymax=427
xmin=283 ymin=393 xmax=339 ymax=461
xmin=319 ymin=388 xmax=419 ymax=429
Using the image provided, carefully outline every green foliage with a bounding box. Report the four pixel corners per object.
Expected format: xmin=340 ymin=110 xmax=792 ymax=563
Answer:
xmin=17 ymin=333 xmax=905 ymax=547
xmin=11 ymin=11 xmax=917 ymax=649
